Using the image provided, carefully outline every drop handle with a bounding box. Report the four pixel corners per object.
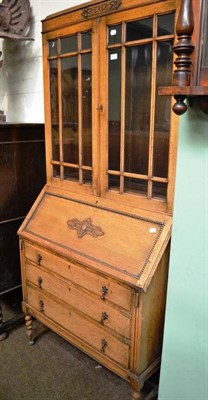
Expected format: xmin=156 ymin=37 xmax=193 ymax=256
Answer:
xmin=100 ymin=286 xmax=108 ymax=300
xmin=101 ymin=339 xmax=108 ymax=353
xmin=38 ymin=276 xmax=43 ymax=289
xmin=39 ymin=300 xmax=44 ymax=313
xmin=37 ymin=254 xmax=42 ymax=266
xmin=100 ymin=312 xmax=108 ymax=325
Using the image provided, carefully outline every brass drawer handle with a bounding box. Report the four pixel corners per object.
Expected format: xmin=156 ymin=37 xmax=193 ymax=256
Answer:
xmin=101 ymin=338 xmax=108 ymax=353
xmin=38 ymin=276 xmax=43 ymax=289
xmin=100 ymin=312 xmax=108 ymax=325
xmin=39 ymin=300 xmax=44 ymax=313
xmin=37 ymin=254 xmax=42 ymax=266
xmin=100 ymin=286 xmax=108 ymax=300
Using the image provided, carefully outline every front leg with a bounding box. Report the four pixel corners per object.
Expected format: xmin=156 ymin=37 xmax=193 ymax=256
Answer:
xmin=0 ymin=299 xmax=8 ymax=341
xmin=25 ymin=314 xmax=35 ymax=345
xmin=130 ymin=378 xmax=143 ymax=400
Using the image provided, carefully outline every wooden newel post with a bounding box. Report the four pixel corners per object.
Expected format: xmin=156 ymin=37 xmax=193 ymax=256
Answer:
xmin=172 ymin=0 xmax=195 ymax=114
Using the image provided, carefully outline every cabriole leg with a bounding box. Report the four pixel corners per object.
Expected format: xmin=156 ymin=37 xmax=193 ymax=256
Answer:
xmin=25 ymin=314 xmax=35 ymax=345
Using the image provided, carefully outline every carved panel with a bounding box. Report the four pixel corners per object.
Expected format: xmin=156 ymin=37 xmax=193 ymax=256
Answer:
xmin=82 ymin=0 xmax=121 ymax=19
xmin=67 ymin=217 xmax=104 ymax=239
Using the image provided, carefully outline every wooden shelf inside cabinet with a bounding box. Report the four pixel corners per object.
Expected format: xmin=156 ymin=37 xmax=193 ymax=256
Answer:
xmin=159 ymin=0 xmax=208 ymax=115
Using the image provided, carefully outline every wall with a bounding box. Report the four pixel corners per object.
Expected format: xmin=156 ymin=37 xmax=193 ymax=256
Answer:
xmin=158 ymin=104 xmax=208 ymax=400
xmin=0 ymin=0 xmax=84 ymax=123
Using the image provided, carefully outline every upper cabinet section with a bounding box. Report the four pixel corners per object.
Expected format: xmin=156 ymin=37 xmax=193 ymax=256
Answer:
xmin=42 ymin=0 xmax=179 ymax=215
xmin=42 ymin=0 xmax=177 ymax=32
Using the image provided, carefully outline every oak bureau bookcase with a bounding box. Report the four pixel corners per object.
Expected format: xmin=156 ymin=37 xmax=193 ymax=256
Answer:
xmin=18 ymin=0 xmax=182 ymax=398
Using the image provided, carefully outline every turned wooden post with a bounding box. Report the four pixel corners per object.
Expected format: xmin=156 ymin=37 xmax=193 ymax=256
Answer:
xmin=25 ymin=314 xmax=35 ymax=345
xmin=0 ymin=300 xmax=8 ymax=341
xmin=130 ymin=379 xmax=143 ymax=400
xmin=132 ymin=390 xmax=142 ymax=400
xmin=0 ymin=301 xmax=3 ymax=326
xmin=172 ymin=0 xmax=195 ymax=114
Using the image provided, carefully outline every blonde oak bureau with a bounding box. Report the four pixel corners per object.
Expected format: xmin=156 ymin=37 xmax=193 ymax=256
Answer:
xmin=17 ymin=0 xmax=185 ymax=398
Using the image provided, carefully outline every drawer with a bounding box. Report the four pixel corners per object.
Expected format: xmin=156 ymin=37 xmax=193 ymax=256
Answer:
xmin=27 ymin=285 xmax=130 ymax=369
xmin=24 ymin=241 xmax=132 ymax=312
xmin=26 ymin=261 xmax=131 ymax=339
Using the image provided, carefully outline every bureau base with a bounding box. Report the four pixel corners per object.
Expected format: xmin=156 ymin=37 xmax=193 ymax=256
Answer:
xmin=19 ymin=190 xmax=170 ymax=400
xmin=23 ymin=308 xmax=160 ymax=400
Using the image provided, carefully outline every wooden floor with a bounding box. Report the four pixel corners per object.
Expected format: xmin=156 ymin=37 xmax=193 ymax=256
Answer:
xmin=0 ymin=291 xmax=158 ymax=400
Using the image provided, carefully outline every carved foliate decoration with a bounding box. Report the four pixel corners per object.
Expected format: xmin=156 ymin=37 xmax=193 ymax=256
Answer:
xmin=82 ymin=0 xmax=121 ymax=19
xmin=67 ymin=217 xmax=104 ymax=239
xmin=0 ymin=0 xmax=33 ymax=40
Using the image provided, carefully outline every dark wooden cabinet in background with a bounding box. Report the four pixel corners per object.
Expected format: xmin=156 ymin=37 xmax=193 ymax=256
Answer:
xmin=0 ymin=124 xmax=46 ymax=335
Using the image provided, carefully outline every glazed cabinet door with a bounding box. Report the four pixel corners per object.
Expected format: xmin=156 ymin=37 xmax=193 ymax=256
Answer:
xmin=42 ymin=0 xmax=179 ymax=214
xmin=99 ymin=1 xmax=178 ymax=213
xmin=42 ymin=19 xmax=100 ymax=195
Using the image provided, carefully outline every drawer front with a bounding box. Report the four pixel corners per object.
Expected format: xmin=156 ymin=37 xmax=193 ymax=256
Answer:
xmin=24 ymin=241 xmax=132 ymax=311
xmin=26 ymin=261 xmax=131 ymax=339
xmin=27 ymin=286 xmax=130 ymax=369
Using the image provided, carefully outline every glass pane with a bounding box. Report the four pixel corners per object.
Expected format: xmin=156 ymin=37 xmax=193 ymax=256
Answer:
xmin=108 ymin=24 xmax=122 ymax=45
xmin=61 ymin=57 xmax=78 ymax=164
xmin=125 ymin=44 xmax=152 ymax=175
xmin=50 ymin=60 xmax=59 ymax=124
xmin=50 ymin=60 xmax=59 ymax=161
xmin=152 ymin=182 xmax=167 ymax=199
xmin=126 ymin=18 xmax=153 ymax=41
xmin=52 ymin=126 xmax=59 ymax=161
xmin=157 ymin=13 xmax=175 ymax=36
xmin=83 ymin=170 xmax=92 ymax=184
xmin=108 ymin=49 xmax=121 ymax=171
xmin=124 ymin=178 xmax=147 ymax=195
xmin=64 ymin=167 xmax=79 ymax=182
xmin=108 ymin=175 xmax=120 ymax=190
xmin=153 ymin=41 xmax=173 ymax=178
xmin=63 ymin=127 xmax=78 ymax=164
xmin=61 ymin=35 xmax=77 ymax=54
xmin=82 ymin=54 xmax=92 ymax=166
xmin=49 ymin=40 xmax=57 ymax=57
xmin=81 ymin=31 xmax=92 ymax=50
xmin=53 ymin=165 xmax=60 ymax=178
